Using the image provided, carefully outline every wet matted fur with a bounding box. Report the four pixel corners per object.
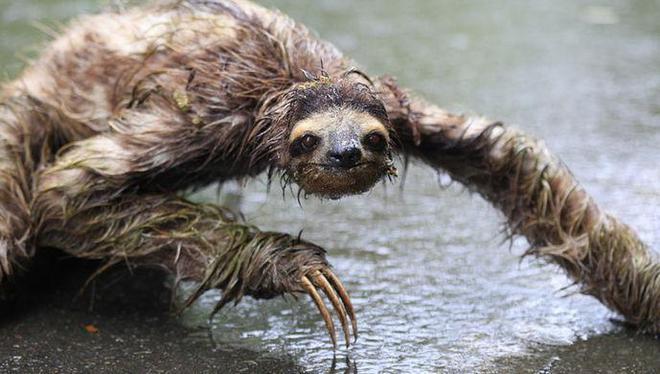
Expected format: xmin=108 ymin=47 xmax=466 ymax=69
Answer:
xmin=0 ymin=0 xmax=657 ymax=339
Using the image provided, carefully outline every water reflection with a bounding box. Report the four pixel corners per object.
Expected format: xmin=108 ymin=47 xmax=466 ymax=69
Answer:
xmin=329 ymin=354 xmax=358 ymax=374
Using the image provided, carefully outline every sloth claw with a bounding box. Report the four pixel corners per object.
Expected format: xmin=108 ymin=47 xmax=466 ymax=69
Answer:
xmin=320 ymin=268 xmax=358 ymax=340
xmin=301 ymin=269 xmax=357 ymax=349
xmin=301 ymin=275 xmax=337 ymax=348
xmin=311 ymin=270 xmax=351 ymax=348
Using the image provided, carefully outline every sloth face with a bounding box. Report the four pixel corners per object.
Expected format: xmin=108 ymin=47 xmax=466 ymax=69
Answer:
xmin=286 ymin=106 xmax=394 ymax=199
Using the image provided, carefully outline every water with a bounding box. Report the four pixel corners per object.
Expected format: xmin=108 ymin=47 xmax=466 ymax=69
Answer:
xmin=1 ymin=0 xmax=659 ymax=372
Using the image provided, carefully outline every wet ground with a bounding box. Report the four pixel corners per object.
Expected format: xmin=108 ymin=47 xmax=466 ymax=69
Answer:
xmin=0 ymin=257 xmax=301 ymax=373
xmin=1 ymin=0 xmax=659 ymax=372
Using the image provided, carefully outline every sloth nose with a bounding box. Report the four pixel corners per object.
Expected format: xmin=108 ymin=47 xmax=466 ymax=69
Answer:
xmin=327 ymin=147 xmax=362 ymax=169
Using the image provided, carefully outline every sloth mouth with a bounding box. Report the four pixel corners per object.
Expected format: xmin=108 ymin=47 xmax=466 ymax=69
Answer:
xmin=292 ymin=161 xmax=387 ymax=199
xmin=313 ymin=162 xmax=372 ymax=172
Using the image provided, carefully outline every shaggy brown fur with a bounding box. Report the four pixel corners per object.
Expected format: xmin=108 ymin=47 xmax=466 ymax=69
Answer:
xmin=0 ymin=0 xmax=657 ymax=346
xmin=377 ymin=78 xmax=659 ymax=333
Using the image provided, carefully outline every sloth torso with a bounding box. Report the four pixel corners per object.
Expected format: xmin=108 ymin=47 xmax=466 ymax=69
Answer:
xmin=3 ymin=0 xmax=350 ymax=191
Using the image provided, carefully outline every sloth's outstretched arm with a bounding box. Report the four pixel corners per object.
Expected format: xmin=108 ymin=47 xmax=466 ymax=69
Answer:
xmin=376 ymin=77 xmax=660 ymax=334
xmin=32 ymin=136 xmax=356 ymax=348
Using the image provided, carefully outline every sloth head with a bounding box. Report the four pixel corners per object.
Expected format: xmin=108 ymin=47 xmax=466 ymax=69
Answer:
xmin=279 ymin=75 xmax=396 ymax=199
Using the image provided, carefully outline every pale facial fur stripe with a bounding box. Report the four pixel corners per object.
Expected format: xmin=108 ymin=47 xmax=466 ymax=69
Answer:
xmin=289 ymin=108 xmax=388 ymax=142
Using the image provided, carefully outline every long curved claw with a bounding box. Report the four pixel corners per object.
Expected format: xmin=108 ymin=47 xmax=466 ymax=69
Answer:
xmin=301 ymin=275 xmax=337 ymax=349
xmin=311 ymin=270 xmax=351 ymax=348
xmin=321 ymin=268 xmax=358 ymax=341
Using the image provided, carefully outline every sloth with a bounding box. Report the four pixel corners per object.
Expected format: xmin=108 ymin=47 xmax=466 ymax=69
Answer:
xmin=0 ymin=0 xmax=657 ymax=349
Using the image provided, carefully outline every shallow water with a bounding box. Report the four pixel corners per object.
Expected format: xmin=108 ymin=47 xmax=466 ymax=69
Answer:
xmin=1 ymin=0 xmax=659 ymax=372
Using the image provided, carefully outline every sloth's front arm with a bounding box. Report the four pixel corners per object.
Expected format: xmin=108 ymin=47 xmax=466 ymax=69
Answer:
xmin=31 ymin=117 xmax=357 ymax=348
xmin=375 ymin=77 xmax=660 ymax=333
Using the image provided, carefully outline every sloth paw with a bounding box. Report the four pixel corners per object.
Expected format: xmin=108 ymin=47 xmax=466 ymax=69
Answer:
xmin=299 ymin=267 xmax=357 ymax=349
xmin=188 ymin=233 xmax=358 ymax=349
xmin=243 ymin=237 xmax=358 ymax=348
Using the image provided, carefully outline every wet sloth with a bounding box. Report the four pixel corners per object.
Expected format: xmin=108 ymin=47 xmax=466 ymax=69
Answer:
xmin=0 ymin=0 xmax=402 ymax=347
xmin=1 ymin=0 xmax=658 ymax=348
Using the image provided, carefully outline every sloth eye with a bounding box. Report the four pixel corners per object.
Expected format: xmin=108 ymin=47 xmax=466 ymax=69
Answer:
xmin=291 ymin=134 xmax=320 ymax=157
xmin=301 ymin=134 xmax=319 ymax=151
xmin=364 ymin=132 xmax=386 ymax=151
